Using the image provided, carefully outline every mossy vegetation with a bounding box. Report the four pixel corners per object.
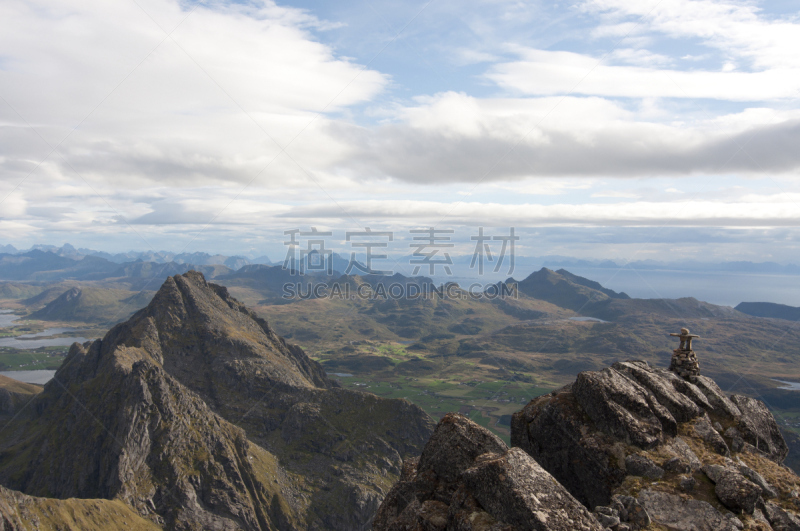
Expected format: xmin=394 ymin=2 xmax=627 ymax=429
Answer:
xmin=3 ymin=491 xmax=162 ymax=531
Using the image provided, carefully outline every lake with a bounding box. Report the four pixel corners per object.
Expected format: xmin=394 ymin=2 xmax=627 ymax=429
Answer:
xmin=0 ymin=326 xmax=89 ymax=348
xmin=0 ymin=310 xmax=18 ymax=327
xmin=775 ymin=379 xmax=800 ymax=391
xmin=0 ymin=370 xmax=56 ymax=385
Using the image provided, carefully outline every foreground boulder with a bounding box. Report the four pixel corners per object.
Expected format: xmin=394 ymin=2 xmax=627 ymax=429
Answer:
xmin=512 ymin=359 xmax=800 ymax=530
xmin=373 ymin=413 xmax=603 ymax=530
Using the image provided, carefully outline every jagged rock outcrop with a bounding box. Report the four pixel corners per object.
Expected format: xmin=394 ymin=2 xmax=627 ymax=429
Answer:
xmin=372 ymin=413 xmax=603 ymax=531
xmin=0 ymin=271 xmax=435 ymax=530
xmin=512 ymin=359 xmax=800 ymax=530
xmin=732 ymin=395 xmax=789 ymax=462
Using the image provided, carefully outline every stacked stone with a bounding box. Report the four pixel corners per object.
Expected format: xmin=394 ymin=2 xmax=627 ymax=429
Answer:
xmin=670 ymin=348 xmax=700 ymax=379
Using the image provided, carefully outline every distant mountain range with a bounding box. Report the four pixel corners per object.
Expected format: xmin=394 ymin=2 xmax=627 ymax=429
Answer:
xmin=736 ymin=302 xmax=800 ymax=321
xmin=0 ymin=243 xmax=264 ymax=268
xmin=2 ymin=243 xmax=799 ymax=276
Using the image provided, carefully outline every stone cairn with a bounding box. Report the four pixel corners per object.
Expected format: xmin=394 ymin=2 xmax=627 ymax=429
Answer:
xmin=669 ymin=328 xmax=700 ymax=379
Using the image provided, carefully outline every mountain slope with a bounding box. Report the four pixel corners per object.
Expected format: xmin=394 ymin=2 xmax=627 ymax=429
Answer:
xmin=0 ymin=271 xmax=434 ymax=530
xmin=514 ymin=267 xmax=740 ymax=321
xmin=27 ymin=286 xmax=155 ymax=324
xmin=515 ymin=267 xmax=624 ymax=312
xmin=0 ymin=485 xmax=161 ymax=531
xmin=0 ymin=375 xmax=42 ymax=422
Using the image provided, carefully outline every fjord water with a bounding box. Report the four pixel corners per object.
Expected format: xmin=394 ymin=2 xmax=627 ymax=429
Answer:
xmin=0 ymin=310 xmax=17 ymax=327
xmin=0 ymin=327 xmax=88 ymax=348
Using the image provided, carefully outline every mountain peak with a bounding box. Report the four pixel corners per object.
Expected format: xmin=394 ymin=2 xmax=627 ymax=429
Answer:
xmin=111 ymin=270 xmax=331 ymax=391
xmin=1 ymin=270 xmax=434 ymax=530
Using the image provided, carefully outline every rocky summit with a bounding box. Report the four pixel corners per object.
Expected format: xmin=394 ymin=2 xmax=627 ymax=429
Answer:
xmin=373 ymin=413 xmax=603 ymax=531
xmin=376 ymin=359 xmax=800 ymax=531
xmin=0 ymin=271 xmax=435 ymax=530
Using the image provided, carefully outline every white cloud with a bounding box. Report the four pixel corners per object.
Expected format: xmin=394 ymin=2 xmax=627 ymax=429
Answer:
xmin=3 ymin=0 xmax=800 ymax=259
xmin=484 ymin=0 xmax=800 ymax=101
xmin=282 ymin=197 xmax=800 ymax=227
xmin=486 ymin=48 xmax=800 ymax=100
xmin=610 ymin=48 xmax=673 ymax=67
xmin=0 ymin=0 xmax=386 ymax=190
xmin=582 ymin=0 xmax=800 ymax=70
xmin=343 ymin=92 xmax=800 ymax=183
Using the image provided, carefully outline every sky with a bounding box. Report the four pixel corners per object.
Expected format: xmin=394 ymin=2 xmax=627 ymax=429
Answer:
xmin=1 ymin=0 xmax=800 ymax=268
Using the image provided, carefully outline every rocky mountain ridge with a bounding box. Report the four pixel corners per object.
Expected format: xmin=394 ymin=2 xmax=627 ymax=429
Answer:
xmin=0 ymin=271 xmax=435 ymax=530
xmin=376 ymin=358 xmax=800 ymax=530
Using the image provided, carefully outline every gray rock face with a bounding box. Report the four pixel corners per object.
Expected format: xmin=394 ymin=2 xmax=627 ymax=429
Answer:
xmin=693 ymin=376 xmax=742 ymax=419
xmin=510 ymin=383 xmax=627 ymax=508
xmin=373 ymin=413 xmax=603 ymax=531
xmin=615 ymin=361 xmax=702 ymax=422
xmin=679 ymin=475 xmax=696 ymax=492
xmin=513 ymin=359 xmax=792 ymax=512
xmin=663 ymin=456 xmax=691 ymax=474
xmin=692 ymin=414 xmax=730 ymax=455
xmin=762 ymin=500 xmax=800 ymax=530
xmin=625 ymin=454 xmax=664 ymax=479
xmin=638 ymin=489 xmax=744 ymax=531
xmin=417 ymin=411 xmax=507 ymax=485
xmin=732 ymin=395 xmax=789 ymax=462
xmin=462 ymin=449 xmax=602 ymax=531
xmin=702 ymin=463 xmax=729 ymax=483
xmin=737 ymin=462 xmax=778 ymax=499
xmin=664 ymin=437 xmax=703 ymax=471
xmin=715 ymin=470 xmax=762 ymax=514
xmin=572 ymin=366 xmax=672 ymax=448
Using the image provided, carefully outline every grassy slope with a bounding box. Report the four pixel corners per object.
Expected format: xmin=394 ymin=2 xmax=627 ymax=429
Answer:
xmin=242 ymin=286 xmax=800 ymax=448
xmin=2 ymin=489 xmax=162 ymax=531
xmin=0 ymin=374 xmax=43 ymax=395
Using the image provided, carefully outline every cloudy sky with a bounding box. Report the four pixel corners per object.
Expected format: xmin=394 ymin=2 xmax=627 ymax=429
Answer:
xmin=1 ymin=0 xmax=799 ymax=265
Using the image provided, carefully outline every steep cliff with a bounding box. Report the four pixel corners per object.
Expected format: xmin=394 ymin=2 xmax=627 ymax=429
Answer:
xmin=0 ymin=271 xmax=434 ymax=530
